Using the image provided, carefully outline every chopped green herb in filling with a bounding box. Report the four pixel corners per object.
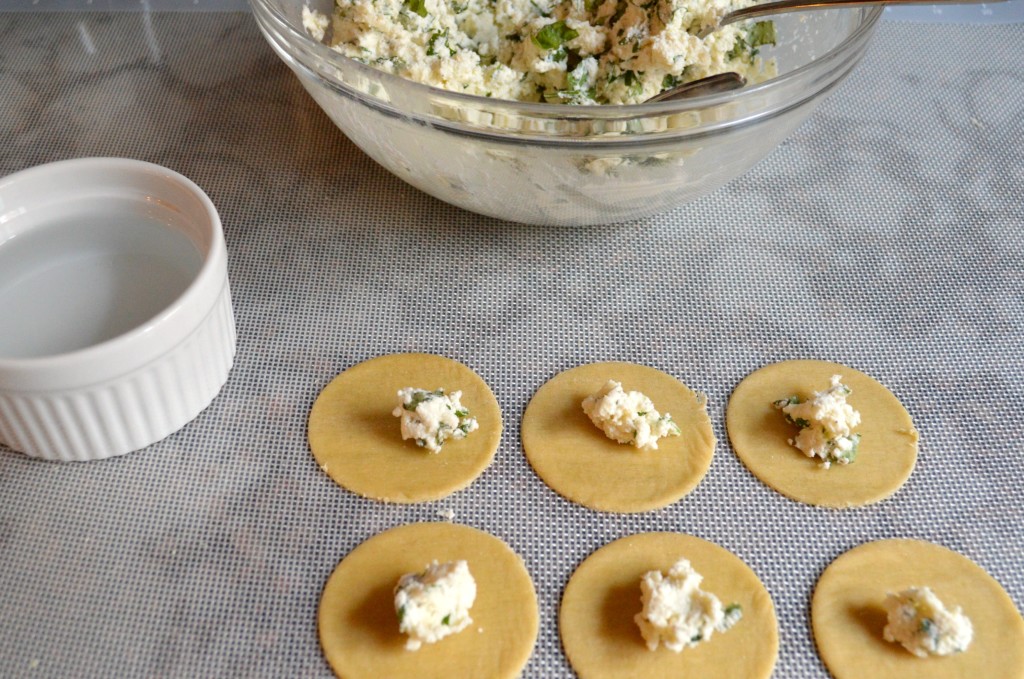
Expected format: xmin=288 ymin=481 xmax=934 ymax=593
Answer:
xmin=320 ymin=0 xmax=778 ymax=105
xmin=773 ymin=375 xmax=862 ymax=469
xmin=533 ymin=20 xmax=579 ymax=50
xmin=883 ymin=587 xmax=973 ymax=657
xmin=582 ymin=379 xmax=681 ymax=450
xmin=404 ymin=0 xmax=428 ymax=17
xmin=393 ymin=387 xmax=479 ymax=453
xmin=394 ymin=560 xmax=477 ymax=651
xmin=636 ymin=558 xmax=744 ymax=652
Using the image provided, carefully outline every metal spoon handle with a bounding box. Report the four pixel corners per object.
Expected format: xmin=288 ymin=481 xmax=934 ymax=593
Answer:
xmin=701 ymin=0 xmax=1003 ymax=36
xmin=646 ymin=72 xmax=748 ymax=103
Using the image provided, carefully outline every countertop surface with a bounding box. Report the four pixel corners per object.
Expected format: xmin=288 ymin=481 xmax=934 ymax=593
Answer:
xmin=1 ymin=8 xmax=1022 ymax=679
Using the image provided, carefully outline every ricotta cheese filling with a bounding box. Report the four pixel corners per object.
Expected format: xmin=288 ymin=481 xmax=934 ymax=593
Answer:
xmin=393 ymin=387 xmax=479 ymax=453
xmin=312 ymin=0 xmax=777 ymax=104
xmin=882 ymin=587 xmax=973 ymax=657
xmin=581 ymin=379 xmax=681 ymax=450
xmin=302 ymin=4 xmax=331 ymax=41
xmin=394 ymin=559 xmax=477 ymax=651
xmin=773 ymin=374 xmax=862 ymax=469
xmin=635 ymin=558 xmax=742 ymax=652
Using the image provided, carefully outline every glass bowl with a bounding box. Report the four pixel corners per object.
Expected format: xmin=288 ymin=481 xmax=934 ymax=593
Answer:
xmin=249 ymin=0 xmax=881 ymax=226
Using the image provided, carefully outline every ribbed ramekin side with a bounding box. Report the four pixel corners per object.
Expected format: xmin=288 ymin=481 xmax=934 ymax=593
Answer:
xmin=0 ymin=287 xmax=235 ymax=462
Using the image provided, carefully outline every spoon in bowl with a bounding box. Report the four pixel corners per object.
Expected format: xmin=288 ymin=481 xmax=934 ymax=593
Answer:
xmin=645 ymin=71 xmax=747 ymax=103
xmin=697 ymin=0 xmax=1001 ymax=37
xmin=648 ymin=0 xmax=999 ymax=101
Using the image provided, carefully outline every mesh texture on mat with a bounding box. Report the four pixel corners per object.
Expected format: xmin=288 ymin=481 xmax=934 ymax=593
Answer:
xmin=0 ymin=11 xmax=1022 ymax=678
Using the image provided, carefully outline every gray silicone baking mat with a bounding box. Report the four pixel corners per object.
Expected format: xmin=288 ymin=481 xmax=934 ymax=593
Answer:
xmin=0 ymin=10 xmax=1021 ymax=678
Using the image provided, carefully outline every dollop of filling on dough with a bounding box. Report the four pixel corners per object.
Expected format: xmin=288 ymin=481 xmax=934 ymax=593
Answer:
xmin=582 ymin=380 xmax=681 ymax=450
xmin=312 ymin=0 xmax=778 ymax=104
xmin=395 ymin=559 xmax=477 ymax=651
xmin=773 ymin=374 xmax=862 ymax=469
xmin=393 ymin=387 xmax=479 ymax=453
xmin=635 ymin=558 xmax=742 ymax=652
xmin=883 ymin=587 xmax=973 ymax=658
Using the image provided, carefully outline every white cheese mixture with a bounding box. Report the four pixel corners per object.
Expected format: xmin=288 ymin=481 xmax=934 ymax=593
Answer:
xmin=635 ymin=558 xmax=742 ymax=652
xmin=883 ymin=587 xmax=973 ymax=657
xmin=393 ymin=387 xmax=479 ymax=453
xmin=581 ymin=380 xmax=681 ymax=450
xmin=773 ymin=374 xmax=862 ymax=469
xmin=302 ymin=4 xmax=331 ymax=41
xmin=394 ymin=560 xmax=477 ymax=651
xmin=315 ymin=0 xmax=776 ymax=104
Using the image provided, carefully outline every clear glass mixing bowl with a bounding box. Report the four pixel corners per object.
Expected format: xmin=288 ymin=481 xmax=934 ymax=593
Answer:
xmin=249 ymin=0 xmax=881 ymax=226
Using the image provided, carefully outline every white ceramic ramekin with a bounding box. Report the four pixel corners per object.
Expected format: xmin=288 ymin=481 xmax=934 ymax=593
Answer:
xmin=0 ymin=158 xmax=236 ymax=461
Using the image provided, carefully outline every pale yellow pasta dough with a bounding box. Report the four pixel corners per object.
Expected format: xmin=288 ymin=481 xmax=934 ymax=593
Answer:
xmin=308 ymin=353 xmax=502 ymax=502
xmin=318 ymin=522 xmax=539 ymax=679
xmin=560 ymin=532 xmax=778 ymax=679
xmin=726 ymin=359 xmax=918 ymax=508
xmin=521 ymin=362 xmax=715 ymax=513
xmin=812 ymin=538 xmax=1024 ymax=679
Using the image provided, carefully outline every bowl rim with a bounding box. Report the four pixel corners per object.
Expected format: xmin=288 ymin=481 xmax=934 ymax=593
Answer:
xmin=0 ymin=157 xmax=229 ymax=390
xmin=250 ymin=0 xmax=883 ymax=118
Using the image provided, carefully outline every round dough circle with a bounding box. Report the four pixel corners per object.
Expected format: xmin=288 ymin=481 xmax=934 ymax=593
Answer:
xmin=521 ymin=362 xmax=715 ymax=513
xmin=318 ymin=522 xmax=539 ymax=679
xmin=726 ymin=359 xmax=918 ymax=508
xmin=308 ymin=353 xmax=502 ymax=502
xmin=812 ymin=539 xmax=1024 ymax=679
xmin=559 ymin=532 xmax=778 ymax=679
